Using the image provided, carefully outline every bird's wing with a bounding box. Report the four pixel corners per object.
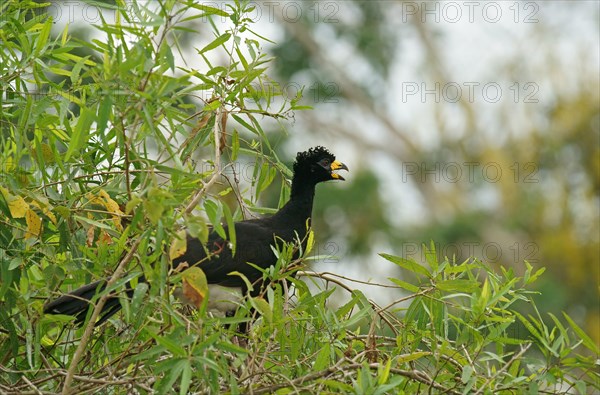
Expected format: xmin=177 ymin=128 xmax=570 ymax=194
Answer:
xmin=172 ymin=219 xmax=278 ymax=288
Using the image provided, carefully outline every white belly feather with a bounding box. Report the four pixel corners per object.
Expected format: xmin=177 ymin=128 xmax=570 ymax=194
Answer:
xmin=205 ymin=285 xmax=244 ymax=316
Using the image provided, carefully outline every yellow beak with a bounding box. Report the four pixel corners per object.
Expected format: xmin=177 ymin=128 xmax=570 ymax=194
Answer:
xmin=330 ymin=161 xmax=349 ymax=180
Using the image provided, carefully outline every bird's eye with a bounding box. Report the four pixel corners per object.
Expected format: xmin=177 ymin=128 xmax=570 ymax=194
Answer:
xmin=322 ymin=159 xmax=330 ymax=167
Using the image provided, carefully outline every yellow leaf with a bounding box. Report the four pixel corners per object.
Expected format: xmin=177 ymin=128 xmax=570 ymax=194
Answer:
xmin=112 ymin=217 xmax=123 ymax=231
xmin=29 ymin=200 xmax=57 ymax=225
xmin=41 ymin=335 xmax=56 ymax=347
xmin=41 ymin=143 xmax=54 ymax=163
xmin=2 ymin=157 xmax=15 ymax=172
xmin=45 ymin=209 xmax=57 ymax=225
xmin=9 ymin=195 xmax=29 ymax=218
xmin=305 ymin=229 xmax=314 ymax=255
xmin=99 ymin=189 xmax=123 ymax=215
xmin=169 ymin=229 xmax=188 ymax=260
xmin=86 ymin=192 xmax=103 ymax=206
xmin=100 ymin=190 xmax=123 ymax=231
xmin=86 ymin=226 xmax=95 ymax=247
xmin=25 ymin=208 xmax=42 ymax=238
xmin=182 ymin=267 xmax=209 ymax=308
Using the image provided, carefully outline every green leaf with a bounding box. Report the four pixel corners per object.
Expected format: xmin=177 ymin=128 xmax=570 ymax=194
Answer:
xmin=215 ymin=340 xmax=248 ymax=355
xmin=461 ymin=365 xmax=474 ymax=383
xmin=251 ymin=297 xmax=272 ymax=324
xmin=70 ymin=55 xmax=88 ymax=84
xmin=305 ymin=229 xmax=314 ymax=255
xmin=64 ymin=108 xmax=94 ymax=161
xmin=228 ymin=271 xmax=254 ymax=294
xmin=255 ymin=162 xmax=276 ymax=198
xmin=313 ymin=345 xmax=330 ymax=371
xmin=396 ymin=351 xmax=430 ymax=364
xmin=574 ymin=380 xmax=587 ymax=395
xmin=424 ymin=241 xmax=438 ymax=273
xmin=335 ymin=295 xmax=358 ymax=319
xmin=198 ymin=33 xmax=231 ymax=54
xmin=179 ymin=360 xmax=191 ymax=395
xmin=186 ymin=215 xmax=209 ymax=245
xmin=9 ymin=258 xmax=22 ymax=271
xmin=130 ymin=282 xmax=148 ymax=319
xmin=190 ymin=3 xmax=230 ymax=17
xmin=377 ymin=358 xmax=392 ymax=385
xmin=322 ymin=380 xmax=353 ymax=392
xmin=145 ymin=330 xmax=186 ymax=357
xmin=96 ymin=94 xmax=112 ymax=135
xmin=144 ymin=199 xmax=165 ymax=225
xmin=163 ymin=45 xmax=175 ymax=71
xmin=222 ymin=202 xmax=236 ymax=256
xmin=231 ymin=129 xmax=239 ymax=160
xmin=207 ymin=65 xmax=227 ymax=76
xmin=73 ymin=215 xmax=113 ymax=230
xmin=290 ymin=105 xmax=313 ymax=110
xmin=35 ymin=19 xmax=53 ymax=56
xmin=204 ymin=199 xmax=226 ymax=239
xmin=524 ymin=260 xmax=545 ymax=285
xmin=379 ymin=253 xmax=431 ymax=279
xmin=513 ymin=311 xmax=552 ymax=353
xmin=444 ymin=261 xmax=479 ymax=274
xmin=231 ymin=114 xmax=257 ymax=135
xmin=436 ymin=279 xmax=479 ymax=293
xmin=203 ymin=100 xmax=222 ymax=112
xmin=339 ymin=300 xmax=371 ymax=329
xmin=388 ymin=277 xmax=419 ymax=293
xmin=563 ymin=312 xmax=599 ymax=354
xmin=157 ymin=358 xmax=186 ymax=393
xmin=125 ymin=195 xmax=142 ymax=214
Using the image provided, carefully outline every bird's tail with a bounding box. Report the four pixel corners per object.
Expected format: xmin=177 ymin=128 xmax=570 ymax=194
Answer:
xmin=43 ymin=280 xmax=128 ymax=326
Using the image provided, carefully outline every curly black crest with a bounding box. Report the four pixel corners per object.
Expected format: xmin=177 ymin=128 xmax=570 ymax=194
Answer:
xmin=293 ymin=146 xmax=335 ymax=173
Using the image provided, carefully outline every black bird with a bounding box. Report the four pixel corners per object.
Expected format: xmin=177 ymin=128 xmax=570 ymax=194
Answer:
xmin=43 ymin=146 xmax=348 ymax=326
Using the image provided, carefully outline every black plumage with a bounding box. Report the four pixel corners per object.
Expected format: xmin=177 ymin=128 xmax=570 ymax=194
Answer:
xmin=43 ymin=146 xmax=348 ymax=326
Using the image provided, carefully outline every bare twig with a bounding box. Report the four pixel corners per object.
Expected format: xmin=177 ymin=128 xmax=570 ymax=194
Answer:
xmin=21 ymin=376 xmax=42 ymax=395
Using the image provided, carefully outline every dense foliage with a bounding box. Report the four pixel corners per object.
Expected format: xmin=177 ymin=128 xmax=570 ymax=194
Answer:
xmin=1 ymin=1 xmax=597 ymax=393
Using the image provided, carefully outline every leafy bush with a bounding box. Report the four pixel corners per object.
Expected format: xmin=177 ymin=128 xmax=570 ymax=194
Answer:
xmin=0 ymin=1 xmax=597 ymax=393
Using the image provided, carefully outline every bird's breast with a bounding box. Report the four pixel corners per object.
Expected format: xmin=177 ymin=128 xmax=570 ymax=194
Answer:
xmin=205 ymin=284 xmax=244 ymax=317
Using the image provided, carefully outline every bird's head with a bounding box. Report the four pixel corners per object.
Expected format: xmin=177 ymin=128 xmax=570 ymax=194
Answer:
xmin=293 ymin=146 xmax=349 ymax=185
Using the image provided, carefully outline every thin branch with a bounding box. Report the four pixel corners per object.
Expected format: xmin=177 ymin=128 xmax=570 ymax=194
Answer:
xmin=249 ymin=360 xmax=462 ymax=395
xmin=246 ymin=358 xmax=345 ymax=394
xmin=184 ymin=106 xmax=223 ymax=214
xmin=474 ymin=343 xmax=532 ymax=395
xmin=301 ymin=270 xmax=407 ymax=289
xmin=376 ymin=287 xmax=435 ymax=313
xmin=297 ymin=270 xmax=402 ymax=334
xmin=21 ymin=376 xmax=42 ymax=395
